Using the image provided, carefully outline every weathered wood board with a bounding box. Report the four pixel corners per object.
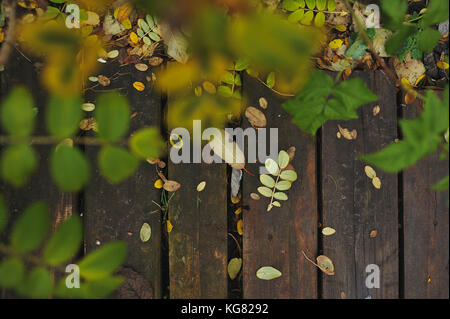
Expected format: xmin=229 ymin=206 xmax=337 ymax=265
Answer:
xmin=403 ymin=95 xmax=449 ymax=299
xmin=321 ymin=71 xmax=399 ymax=299
xmin=167 ymin=99 xmax=228 ymax=299
xmin=241 ymin=74 xmax=318 ymax=299
xmin=83 ymin=63 xmax=162 ymax=299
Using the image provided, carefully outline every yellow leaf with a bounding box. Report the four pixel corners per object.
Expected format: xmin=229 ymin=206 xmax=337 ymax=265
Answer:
xmin=329 ymin=39 xmax=343 ymax=50
xmin=202 ymin=81 xmax=217 ymax=94
xmin=334 ymin=24 xmax=347 ymax=32
xmin=167 ymin=220 xmax=173 ymax=233
xmin=234 ymin=207 xmax=242 ymax=215
xmin=197 ymin=181 xmax=206 ymax=192
xmin=372 ymin=177 xmax=382 ymax=189
xmin=437 ymin=61 xmax=449 ymax=70
xmin=133 ymin=81 xmax=146 ymax=91
xmin=322 ymin=227 xmax=336 ymax=236
xmin=121 ymin=18 xmax=132 ymax=30
xmin=130 ymin=32 xmax=139 ymax=44
xmin=364 ymin=166 xmax=377 ymax=179
xmin=114 ymin=3 xmax=133 ymax=22
xmin=237 ymin=220 xmax=243 ymax=235
xmin=154 ymin=179 xmax=163 ymax=189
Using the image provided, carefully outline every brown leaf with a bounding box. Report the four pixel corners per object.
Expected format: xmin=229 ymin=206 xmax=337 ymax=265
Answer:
xmin=245 ymin=106 xmax=267 ymax=128
xmin=287 ymin=146 xmax=296 ymax=162
xmin=316 ymin=255 xmax=335 ymax=275
xmin=338 ymin=125 xmax=356 ymax=140
xmin=149 ymin=57 xmax=163 ymax=66
xmin=98 ymin=75 xmax=111 ymax=87
xmin=163 ymin=180 xmax=181 ymax=192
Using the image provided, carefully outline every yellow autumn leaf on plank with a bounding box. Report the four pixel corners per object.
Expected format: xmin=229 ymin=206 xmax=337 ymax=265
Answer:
xmin=329 ymin=39 xmax=343 ymax=50
xmin=130 ymin=32 xmax=139 ymax=44
xmin=437 ymin=61 xmax=449 ymax=70
xmin=133 ymin=82 xmax=146 ymax=91
xmin=121 ymin=18 xmax=132 ymax=30
xmin=154 ymin=179 xmax=163 ymax=189
xmin=167 ymin=220 xmax=173 ymax=233
xmin=114 ymin=3 xmax=133 ymax=22
xmin=237 ymin=220 xmax=243 ymax=235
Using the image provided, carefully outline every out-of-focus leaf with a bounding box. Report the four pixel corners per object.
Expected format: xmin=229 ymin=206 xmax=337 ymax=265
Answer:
xmin=0 ymin=258 xmax=24 ymax=288
xmin=79 ymin=241 xmax=127 ymax=280
xmin=0 ymin=194 xmax=7 ymax=233
xmin=0 ymin=87 xmax=35 ymax=137
xmin=44 ymin=215 xmax=82 ymax=266
xmin=129 ymin=128 xmax=164 ymax=160
xmin=385 ymin=24 xmax=416 ymax=55
xmin=95 ymin=92 xmax=130 ymax=142
xmin=18 ymin=267 xmax=52 ymax=299
xmin=46 ymin=96 xmax=83 ymax=138
xmin=98 ymin=146 xmax=139 ymax=184
xmin=420 ymin=0 xmax=449 ymax=27
xmin=380 ymin=0 xmax=407 ymax=30
xmin=417 ymin=27 xmax=441 ymax=54
xmin=83 ymin=276 xmax=124 ymax=299
xmin=10 ymin=201 xmax=50 ymax=253
xmin=0 ymin=144 xmax=38 ymax=188
xmin=433 ymin=176 xmax=449 ymax=191
xmin=50 ymin=144 xmax=90 ymax=192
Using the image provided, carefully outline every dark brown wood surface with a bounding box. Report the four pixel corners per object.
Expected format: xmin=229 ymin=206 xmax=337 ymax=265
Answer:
xmin=403 ymin=96 xmax=449 ymax=299
xmin=321 ymin=71 xmax=399 ymax=299
xmin=83 ymin=63 xmax=162 ymax=299
xmin=167 ymin=101 xmax=228 ymax=299
xmin=241 ymin=74 xmax=318 ymax=299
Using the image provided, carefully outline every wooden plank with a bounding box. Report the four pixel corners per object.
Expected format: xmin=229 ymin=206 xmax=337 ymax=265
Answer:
xmin=167 ymin=101 xmax=228 ymax=299
xmin=321 ymin=71 xmax=399 ymax=299
xmin=241 ymin=74 xmax=318 ymax=299
xmin=0 ymin=53 xmax=76 ymax=298
xmin=0 ymin=52 xmax=76 ymax=232
xmin=403 ymin=95 xmax=449 ymax=299
xmin=83 ymin=62 xmax=162 ymax=299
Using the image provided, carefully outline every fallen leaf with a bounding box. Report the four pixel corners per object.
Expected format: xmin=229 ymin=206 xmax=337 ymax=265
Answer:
xmin=159 ymin=23 xmax=189 ymax=63
xmin=231 ymin=192 xmax=242 ymax=204
xmin=369 ymin=229 xmax=378 ymax=238
xmin=135 ymin=63 xmax=149 ymax=72
xmin=237 ymin=220 xmax=243 ymax=235
xmin=287 ymin=146 xmax=296 ymax=162
xmin=197 ymin=181 xmax=206 ymax=192
xmin=167 ymin=220 xmax=173 ymax=233
xmin=405 ymin=91 xmax=417 ymax=105
xmin=372 ymin=177 xmax=382 ymax=189
xmin=259 ymin=97 xmax=268 ymax=109
xmin=228 ymin=258 xmax=243 ymax=280
xmin=338 ymin=125 xmax=357 ymax=140
xmin=107 ymin=50 xmax=119 ymax=59
xmin=133 ymin=81 xmax=146 ymax=91
xmin=250 ymin=193 xmax=260 ymax=200
xmin=437 ymin=61 xmax=449 ymax=70
xmin=164 ymin=180 xmax=181 ymax=192
xmin=329 ymin=39 xmax=343 ymax=50
xmin=256 ymin=266 xmax=282 ymax=280
xmin=245 ymin=106 xmax=267 ymax=128
xmin=234 ymin=207 xmax=242 ymax=215
xmin=373 ymin=105 xmax=381 ymax=116
xmin=365 ymin=166 xmax=377 ymax=179
xmin=98 ymin=75 xmax=111 ymax=87
xmin=140 ymin=223 xmax=151 ymax=242
xmin=316 ymin=255 xmax=335 ymax=275
xmin=154 ymin=179 xmax=163 ymax=189
xmin=149 ymin=57 xmax=164 ymax=66
xmin=322 ymin=227 xmax=336 ymax=236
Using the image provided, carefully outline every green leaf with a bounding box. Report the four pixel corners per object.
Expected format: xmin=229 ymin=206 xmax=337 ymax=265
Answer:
xmin=10 ymin=201 xmax=50 ymax=253
xmin=385 ymin=25 xmax=417 ymax=55
xmin=417 ymin=27 xmax=442 ymax=54
xmin=314 ymin=11 xmax=325 ymax=27
xmin=316 ymin=0 xmax=326 ymax=11
xmin=327 ymin=0 xmax=337 ymax=11
xmin=265 ymin=158 xmax=279 ymax=176
xmin=276 ymin=180 xmax=292 ymax=191
xmin=288 ymin=9 xmax=305 ymax=23
xmin=148 ymin=32 xmax=161 ymax=42
xmin=256 ymin=266 xmax=282 ymax=280
xmin=266 ymin=72 xmax=276 ymax=89
xmin=79 ymin=241 xmax=127 ymax=280
xmin=380 ymin=0 xmax=407 ymax=30
xmin=217 ymin=85 xmax=233 ymax=98
xmin=95 ymin=92 xmax=130 ymax=142
xmin=83 ymin=276 xmax=124 ymax=299
xmin=19 ymin=267 xmax=53 ymax=299
xmin=50 ymin=144 xmax=90 ymax=192
xmin=258 ymin=186 xmax=273 ymax=198
xmin=280 ymin=170 xmax=298 ymax=182
xmin=0 ymin=144 xmax=38 ymax=188
xmin=140 ymin=20 xmax=150 ymax=33
xmin=433 ymin=176 xmax=449 ymax=191
xmin=300 ymin=10 xmax=314 ymax=25
xmin=44 ymin=215 xmax=82 ymax=266
xmin=98 ymin=146 xmax=139 ymax=184
xmin=274 ymin=192 xmax=288 ymax=201
xmin=46 ymin=96 xmax=83 ymax=138
xmin=0 ymin=86 xmax=35 ymax=137
xmin=260 ymin=174 xmax=276 ymax=188
xmin=278 ymin=150 xmax=290 ymax=169
xmin=283 ymin=70 xmax=377 ymax=135
xmin=282 ymin=0 xmax=301 ymax=11
xmin=0 ymin=258 xmax=24 ymax=288
xmin=0 ymin=194 xmax=7 ymax=233
xmin=305 ymin=0 xmax=316 ymax=10
xmin=420 ymin=0 xmax=449 ymax=27
xmin=129 ymin=128 xmax=164 ymax=159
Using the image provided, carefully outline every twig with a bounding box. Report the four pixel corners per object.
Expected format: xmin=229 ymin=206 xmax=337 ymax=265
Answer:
xmin=0 ymin=0 xmax=17 ymax=66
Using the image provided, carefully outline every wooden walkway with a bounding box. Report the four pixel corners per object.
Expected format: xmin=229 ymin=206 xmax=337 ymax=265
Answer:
xmin=1 ymin=53 xmax=448 ymax=299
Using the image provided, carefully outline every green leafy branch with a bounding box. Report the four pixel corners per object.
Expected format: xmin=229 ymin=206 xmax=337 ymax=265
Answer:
xmin=282 ymin=0 xmax=341 ymax=27
xmin=258 ymin=150 xmax=298 ymax=212
xmin=0 ymin=87 xmax=165 ymax=191
xmin=0 ymin=196 xmax=127 ymax=299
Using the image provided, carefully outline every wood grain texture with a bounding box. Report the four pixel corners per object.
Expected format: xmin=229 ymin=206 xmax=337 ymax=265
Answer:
xmin=403 ymin=95 xmax=449 ymax=299
xmin=84 ymin=62 xmax=162 ymax=299
xmin=321 ymin=71 xmax=399 ymax=299
xmin=241 ymin=74 xmax=318 ymax=299
xmin=167 ymin=101 xmax=228 ymax=299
